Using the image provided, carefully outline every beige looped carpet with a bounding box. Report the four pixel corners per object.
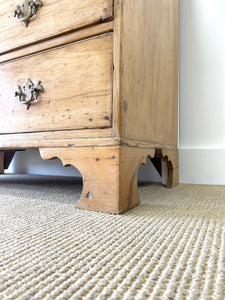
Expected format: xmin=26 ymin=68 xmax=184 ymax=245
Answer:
xmin=0 ymin=175 xmax=225 ymax=300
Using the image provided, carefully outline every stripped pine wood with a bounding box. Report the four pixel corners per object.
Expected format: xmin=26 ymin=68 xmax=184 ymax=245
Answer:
xmin=120 ymin=0 xmax=179 ymax=146
xmin=0 ymin=34 xmax=113 ymax=134
xmin=0 ymin=22 xmax=114 ymax=64
xmin=0 ymin=0 xmax=179 ymax=213
xmin=40 ymin=146 xmax=177 ymax=213
xmin=0 ymin=0 xmax=113 ymax=54
xmin=0 ymin=138 xmax=121 ymax=150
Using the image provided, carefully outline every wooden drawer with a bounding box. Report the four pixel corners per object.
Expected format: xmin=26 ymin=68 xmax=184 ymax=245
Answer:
xmin=0 ymin=33 xmax=113 ymax=134
xmin=0 ymin=0 xmax=113 ymax=54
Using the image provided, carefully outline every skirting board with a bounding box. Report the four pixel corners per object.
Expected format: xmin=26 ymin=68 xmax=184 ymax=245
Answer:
xmin=179 ymin=148 xmax=225 ymax=185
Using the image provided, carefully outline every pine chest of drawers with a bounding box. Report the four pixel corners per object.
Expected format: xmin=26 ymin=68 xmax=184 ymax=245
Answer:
xmin=0 ymin=0 xmax=179 ymax=214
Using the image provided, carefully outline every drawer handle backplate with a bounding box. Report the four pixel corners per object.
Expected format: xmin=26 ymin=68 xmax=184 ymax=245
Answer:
xmin=14 ymin=0 xmax=43 ymax=27
xmin=15 ymin=79 xmax=44 ymax=110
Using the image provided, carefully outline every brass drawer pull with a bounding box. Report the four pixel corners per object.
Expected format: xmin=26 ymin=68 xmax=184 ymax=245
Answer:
xmin=14 ymin=0 xmax=43 ymax=27
xmin=15 ymin=79 xmax=44 ymax=110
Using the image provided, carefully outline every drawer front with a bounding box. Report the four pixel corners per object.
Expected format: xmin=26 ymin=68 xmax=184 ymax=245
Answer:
xmin=0 ymin=34 xmax=113 ymax=134
xmin=0 ymin=0 xmax=113 ymax=54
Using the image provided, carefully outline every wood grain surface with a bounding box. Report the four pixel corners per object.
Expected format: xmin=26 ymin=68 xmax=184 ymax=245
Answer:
xmin=0 ymin=22 xmax=114 ymax=64
xmin=39 ymin=146 xmax=155 ymax=214
xmin=119 ymin=0 xmax=179 ymax=147
xmin=0 ymin=34 xmax=113 ymax=134
xmin=40 ymin=146 xmax=178 ymax=214
xmin=40 ymin=146 xmax=121 ymax=214
xmin=0 ymin=0 xmax=113 ymax=54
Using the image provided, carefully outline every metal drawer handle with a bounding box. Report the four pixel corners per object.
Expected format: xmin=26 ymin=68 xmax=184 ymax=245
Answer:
xmin=15 ymin=79 xmax=44 ymax=110
xmin=14 ymin=0 xmax=43 ymax=27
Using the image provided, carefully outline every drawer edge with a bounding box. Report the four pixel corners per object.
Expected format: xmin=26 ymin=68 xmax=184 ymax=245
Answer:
xmin=0 ymin=22 xmax=114 ymax=65
xmin=0 ymin=0 xmax=114 ymax=55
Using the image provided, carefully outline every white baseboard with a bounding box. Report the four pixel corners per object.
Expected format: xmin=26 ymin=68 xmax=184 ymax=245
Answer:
xmin=179 ymin=148 xmax=225 ymax=185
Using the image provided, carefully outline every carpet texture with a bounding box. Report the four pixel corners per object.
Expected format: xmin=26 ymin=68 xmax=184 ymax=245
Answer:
xmin=0 ymin=175 xmax=225 ymax=300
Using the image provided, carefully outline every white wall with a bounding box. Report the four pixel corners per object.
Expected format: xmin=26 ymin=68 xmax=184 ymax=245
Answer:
xmin=6 ymin=149 xmax=82 ymax=177
xmin=179 ymin=0 xmax=225 ymax=184
xmin=7 ymin=0 xmax=225 ymax=184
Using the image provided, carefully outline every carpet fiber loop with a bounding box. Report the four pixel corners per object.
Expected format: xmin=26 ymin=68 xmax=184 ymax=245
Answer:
xmin=0 ymin=175 xmax=225 ymax=299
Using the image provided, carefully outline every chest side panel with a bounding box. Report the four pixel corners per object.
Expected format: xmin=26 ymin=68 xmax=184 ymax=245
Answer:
xmin=121 ymin=0 xmax=179 ymax=146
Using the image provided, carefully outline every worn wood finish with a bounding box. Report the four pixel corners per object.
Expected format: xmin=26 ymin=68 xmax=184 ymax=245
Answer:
xmin=156 ymin=149 xmax=179 ymax=188
xmin=40 ymin=147 xmax=154 ymax=214
xmin=120 ymin=0 xmax=179 ymax=146
xmin=40 ymin=147 xmax=120 ymax=214
xmin=0 ymin=129 xmax=112 ymax=148
xmin=0 ymin=34 xmax=113 ymax=134
xmin=0 ymin=0 xmax=113 ymax=54
xmin=0 ymin=0 xmax=179 ymax=214
xmin=0 ymin=138 xmax=120 ymax=150
xmin=161 ymin=149 xmax=179 ymax=188
xmin=121 ymin=139 xmax=177 ymax=150
xmin=119 ymin=147 xmax=155 ymax=213
xmin=40 ymin=146 xmax=177 ymax=214
xmin=0 ymin=22 xmax=114 ymax=65
xmin=0 ymin=134 xmax=179 ymax=150
xmin=112 ymin=0 xmax=122 ymax=137
xmin=139 ymin=148 xmax=178 ymax=189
